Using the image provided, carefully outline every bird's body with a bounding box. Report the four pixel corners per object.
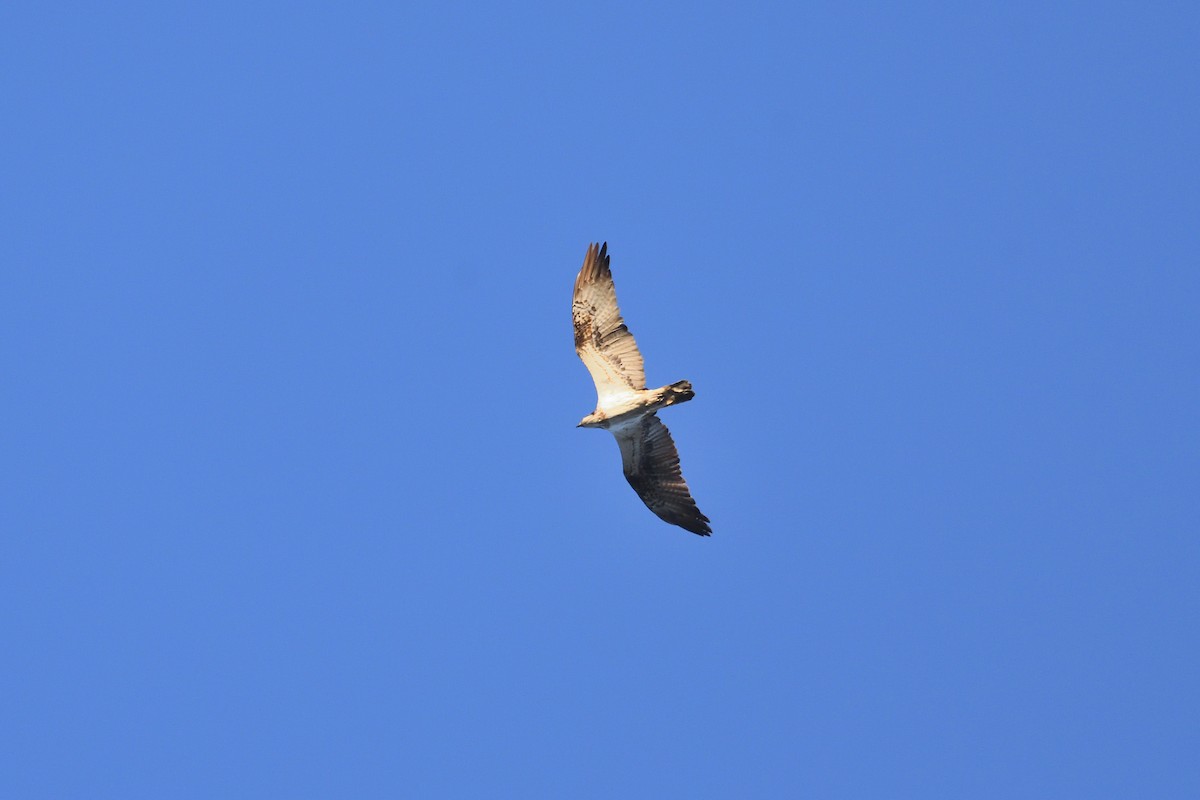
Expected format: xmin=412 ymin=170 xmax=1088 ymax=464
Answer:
xmin=577 ymin=379 xmax=695 ymax=431
xmin=572 ymin=242 xmax=711 ymax=536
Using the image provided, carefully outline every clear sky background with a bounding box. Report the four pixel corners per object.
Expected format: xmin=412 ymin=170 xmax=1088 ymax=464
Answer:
xmin=3 ymin=2 xmax=1197 ymax=797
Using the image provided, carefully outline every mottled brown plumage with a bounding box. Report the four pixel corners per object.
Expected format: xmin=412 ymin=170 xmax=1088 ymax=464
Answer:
xmin=573 ymin=242 xmax=646 ymax=399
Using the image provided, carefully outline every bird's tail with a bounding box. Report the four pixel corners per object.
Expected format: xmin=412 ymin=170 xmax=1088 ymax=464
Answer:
xmin=656 ymin=380 xmax=695 ymax=408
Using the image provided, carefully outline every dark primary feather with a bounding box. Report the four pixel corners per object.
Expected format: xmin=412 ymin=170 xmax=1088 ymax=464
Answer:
xmin=616 ymin=414 xmax=711 ymax=536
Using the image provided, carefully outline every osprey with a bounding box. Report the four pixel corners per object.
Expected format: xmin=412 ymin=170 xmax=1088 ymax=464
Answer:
xmin=573 ymin=242 xmax=711 ymax=536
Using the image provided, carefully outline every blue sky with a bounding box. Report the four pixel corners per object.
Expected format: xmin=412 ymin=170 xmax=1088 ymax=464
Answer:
xmin=2 ymin=2 xmax=1197 ymax=797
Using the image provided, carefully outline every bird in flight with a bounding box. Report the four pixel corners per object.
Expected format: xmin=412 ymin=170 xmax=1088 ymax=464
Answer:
xmin=573 ymin=242 xmax=711 ymax=536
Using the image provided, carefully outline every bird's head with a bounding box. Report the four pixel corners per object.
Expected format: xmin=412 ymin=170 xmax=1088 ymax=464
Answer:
xmin=577 ymin=412 xmax=603 ymax=429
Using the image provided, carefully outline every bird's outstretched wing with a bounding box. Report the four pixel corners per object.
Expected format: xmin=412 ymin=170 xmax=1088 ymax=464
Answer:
xmin=615 ymin=414 xmax=711 ymax=536
xmin=573 ymin=242 xmax=646 ymax=403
